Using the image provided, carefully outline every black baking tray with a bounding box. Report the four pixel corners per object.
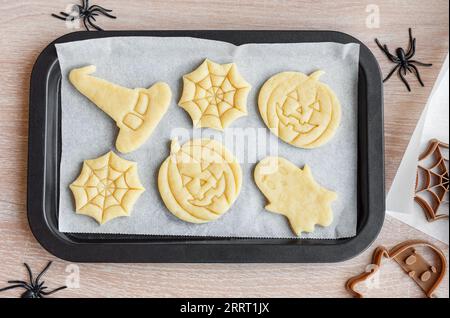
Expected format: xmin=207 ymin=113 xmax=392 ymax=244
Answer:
xmin=28 ymin=31 xmax=385 ymax=263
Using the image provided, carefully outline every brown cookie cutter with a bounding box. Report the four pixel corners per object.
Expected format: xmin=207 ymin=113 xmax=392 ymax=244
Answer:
xmin=346 ymin=240 xmax=447 ymax=298
xmin=415 ymin=139 xmax=449 ymax=222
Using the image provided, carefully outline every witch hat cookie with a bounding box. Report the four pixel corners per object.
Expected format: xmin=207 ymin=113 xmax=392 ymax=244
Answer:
xmin=69 ymin=65 xmax=172 ymax=153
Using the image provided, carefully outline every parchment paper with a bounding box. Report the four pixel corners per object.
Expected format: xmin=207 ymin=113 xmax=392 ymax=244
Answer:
xmin=56 ymin=36 xmax=359 ymax=238
xmin=387 ymin=54 xmax=449 ymax=244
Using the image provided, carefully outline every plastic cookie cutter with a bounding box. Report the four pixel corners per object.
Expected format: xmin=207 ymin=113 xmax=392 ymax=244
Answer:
xmin=415 ymin=139 xmax=449 ymax=222
xmin=346 ymin=240 xmax=447 ymax=298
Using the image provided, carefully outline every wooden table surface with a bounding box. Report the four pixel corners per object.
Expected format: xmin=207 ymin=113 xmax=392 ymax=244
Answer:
xmin=0 ymin=0 xmax=448 ymax=298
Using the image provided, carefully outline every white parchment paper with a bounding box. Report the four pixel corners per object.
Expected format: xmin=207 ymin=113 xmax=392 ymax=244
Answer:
xmin=388 ymin=54 xmax=449 ymax=244
xmin=56 ymin=37 xmax=359 ymax=238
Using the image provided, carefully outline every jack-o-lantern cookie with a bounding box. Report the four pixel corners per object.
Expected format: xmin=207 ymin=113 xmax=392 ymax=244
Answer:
xmin=69 ymin=65 xmax=172 ymax=153
xmin=178 ymin=59 xmax=251 ymax=130
xmin=158 ymin=139 xmax=242 ymax=223
xmin=70 ymin=151 xmax=145 ymax=225
xmin=258 ymin=70 xmax=341 ymax=148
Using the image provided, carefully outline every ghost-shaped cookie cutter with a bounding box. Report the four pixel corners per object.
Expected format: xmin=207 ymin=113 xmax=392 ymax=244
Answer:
xmin=346 ymin=240 xmax=447 ymax=298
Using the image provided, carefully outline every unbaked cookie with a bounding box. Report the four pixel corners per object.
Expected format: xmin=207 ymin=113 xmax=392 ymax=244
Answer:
xmin=258 ymin=70 xmax=341 ymax=148
xmin=70 ymin=151 xmax=145 ymax=224
xmin=158 ymin=139 xmax=242 ymax=223
xmin=69 ymin=65 xmax=172 ymax=153
xmin=178 ymin=59 xmax=251 ymax=130
xmin=254 ymin=157 xmax=337 ymax=236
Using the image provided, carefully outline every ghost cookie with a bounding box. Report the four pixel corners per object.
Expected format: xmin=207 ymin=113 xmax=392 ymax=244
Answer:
xmin=178 ymin=59 xmax=251 ymax=130
xmin=254 ymin=157 xmax=337 ymax=236
xmin=158 ymin=139 xmax=242 ymax=223
xmin=258 ymin=70 xmax=341 ymax=148
xmin=69 ymin=65 xmax=172 ymax=153
xmin=70 ymin=151 xmax=145 ymax=225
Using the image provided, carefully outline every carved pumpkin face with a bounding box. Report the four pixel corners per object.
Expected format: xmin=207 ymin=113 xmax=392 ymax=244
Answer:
xmin=158 ymin=139 xmax=242 ymax=223
xmin=258 ymin=70 xmax=341 ymax=148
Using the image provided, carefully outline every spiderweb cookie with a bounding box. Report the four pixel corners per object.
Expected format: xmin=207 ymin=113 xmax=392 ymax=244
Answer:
xmin=70 ymin=151 xmax=145 ymax=224
xmin=178 ymin=59 xmax=251 ymax=130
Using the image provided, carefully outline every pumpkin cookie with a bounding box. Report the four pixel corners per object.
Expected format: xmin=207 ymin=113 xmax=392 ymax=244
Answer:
xmin=158 ymin=139 xmax=242 ymax=223
xmin=254 ymin=157 xmax=337 ymax=236
xmin=258 ymin=71 xmax=341 ymax=148
xmin=178 ymin=59 xmax=251 ymax=130
xmin=69 ymin=65 xmax=172 ymax=153
xmin=70 ymin=151 xmax=145 ymax=224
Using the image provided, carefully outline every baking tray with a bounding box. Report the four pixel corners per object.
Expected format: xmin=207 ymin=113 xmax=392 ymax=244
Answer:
xmin=28 ymin=31 xmax=385 ymax=263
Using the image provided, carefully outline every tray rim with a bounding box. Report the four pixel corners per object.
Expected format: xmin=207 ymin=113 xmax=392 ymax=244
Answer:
xmin=27 ymin=30 xmax=385 ymax=263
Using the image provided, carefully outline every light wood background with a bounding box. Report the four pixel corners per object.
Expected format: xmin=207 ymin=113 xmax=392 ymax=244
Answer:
xmin=0 ymin=0 xmax=448 ymax=298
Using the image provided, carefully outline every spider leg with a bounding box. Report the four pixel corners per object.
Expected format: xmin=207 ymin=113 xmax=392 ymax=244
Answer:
xmin=383 ymin=64 xmax=400 ymax=82
xmin=405 ymin=28 xmax=415 ymax=57
xmin=51 ymin=14 xmax=68 ymax=21
xmin=82 ymin=16 xmax=91 ymax=31
xmin=0 ymin=284 xmax=28 ymax=292
xmin=406 ymin=38 xmax=416 ymax=59
xmin=375 ymin=38 xmax=390 ymax=56
xmin=383 ymin=45 xmax=401 ymax=62
xmin=7 ymin=280 xmax=28 ymax=285
xmin=40 ymin=286 xmax=67 ymax=296
xmin=90 ymin=7 xmax=116 ymax=19
xmin=90 ymin=5 xmax=113 ymax=12
xmin=408 ymin=64 xmax=425 ymax=86
xmin=24 ymin=263 xmax=34 ymax=285
xmin=53 ymin=12 xmax=76 ymax=21
xmin=87 ymin=15 xmax=103 ymax=31
xmin=410 ymin=60 xmax=433 ymax=67
xmin=374 ymin=38 xmax=385 ymax=52
xmin=398 ymin=67 xmax=411 ymax=91
xmin=6 ymin=281 xmax=33 ymax=291
xmin=375 ymin=39 xmax=400 ymax=63
xmin=34 ymin=261 xmax=52 ymax=286
xmin=375 ymin=39 xmax=397 ymax=61
xmin=402 ymin=66 xmax=407 ymax=75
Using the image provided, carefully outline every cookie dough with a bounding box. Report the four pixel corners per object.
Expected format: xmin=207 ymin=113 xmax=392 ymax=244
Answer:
xmin=158 ymin=139 xmax=242 ymax=223
xmin=258 ymin=70 xmax=341 ymax=148
xmin=70 ymin=151 xmax=145 ymax=224
xmin=254 ymin=157 xmax=337 ymax=236
xmin=69 ymin=65 xmax=172 ymax=153
xmin=178 ymin=59 xmax=251 ymax=130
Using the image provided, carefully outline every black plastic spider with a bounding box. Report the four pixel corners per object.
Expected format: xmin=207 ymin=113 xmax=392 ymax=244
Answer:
xmin=52 ymin=0 xmax=116 ymax=31
xmin=375 ymin=28 xmax=432 ymax=92
xmin=0 ymin=261 xmax=66 ymax=298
